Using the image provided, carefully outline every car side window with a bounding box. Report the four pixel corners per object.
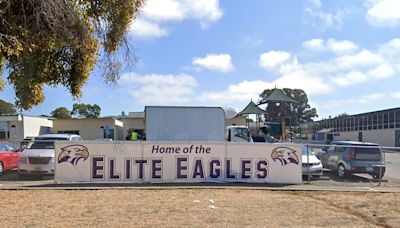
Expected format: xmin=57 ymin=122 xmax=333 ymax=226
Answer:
xmin=334 ymin=146 xmax=345 ymax=153
xmin=327 ymin=146 xmax=335 ymax=153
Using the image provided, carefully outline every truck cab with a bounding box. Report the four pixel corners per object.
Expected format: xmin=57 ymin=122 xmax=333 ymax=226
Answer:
xmin=225 ymin=126 xmax=253 ymax=142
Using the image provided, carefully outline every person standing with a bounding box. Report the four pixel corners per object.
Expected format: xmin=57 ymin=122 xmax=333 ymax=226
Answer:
xmin=130 ymin=129 xmax=138 ymax=141
xmin=125 ymin=129 xmax=131 ymax=140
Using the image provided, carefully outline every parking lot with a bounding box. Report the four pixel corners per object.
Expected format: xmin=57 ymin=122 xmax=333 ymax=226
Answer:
xmin=383 ymin=152 xmax=400 ymax=181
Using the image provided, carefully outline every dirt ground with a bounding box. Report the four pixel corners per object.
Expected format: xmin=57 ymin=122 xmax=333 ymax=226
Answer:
xmin=0 ymin=189 xmax=399 ymax=227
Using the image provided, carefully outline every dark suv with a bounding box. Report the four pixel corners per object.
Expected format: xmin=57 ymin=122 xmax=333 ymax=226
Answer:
xmin=319 ymin=141 xmax=385 ymax=179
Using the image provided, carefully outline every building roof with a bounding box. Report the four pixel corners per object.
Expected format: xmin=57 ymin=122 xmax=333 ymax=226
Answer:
xmin=259 ymin=88 xmax=298 ymax=104
xmin=315 ymin=107 xmax=400 ymax=124
xmin=238 ymin=101 xmax=266 ymax=115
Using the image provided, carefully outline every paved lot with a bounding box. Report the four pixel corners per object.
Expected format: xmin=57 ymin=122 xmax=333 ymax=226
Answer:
xmin=384 ymin=152 xmax=400 ymax=180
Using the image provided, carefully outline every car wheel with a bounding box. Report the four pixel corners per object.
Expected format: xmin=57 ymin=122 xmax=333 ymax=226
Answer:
xmin=0 ymin=162 xmax=3 ymax=175
xmin=337 ymin=164 xmax=346 ymax=178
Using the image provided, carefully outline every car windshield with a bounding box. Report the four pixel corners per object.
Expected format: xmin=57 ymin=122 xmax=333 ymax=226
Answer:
xmin=26 ymin=137 xmax=70 ymax=149
xmin=34 ymin=137 xmax=69 ymax=141
xmin=233 ymin=128 xmax=250 ymax=141
xmin=27 ymin=141 xmax=55 ymax=149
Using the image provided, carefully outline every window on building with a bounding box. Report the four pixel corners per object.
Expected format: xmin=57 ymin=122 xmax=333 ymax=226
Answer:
xmin=57 ymin=130 xmax=80 ymax=135
xmin=367 ymin=115 xmax=373 ymax=130
xmin=396 ymin=111 xmax=400 ymax=128
xmin=103 ymin=129 xmax=114 ymax=139
xmin=356 ymin=117 xmax=361 ymax=131
xmin=362 ymin=116 xmax=367 ymax=130
xmin=384 ymin=112 xmax=389 ymax=129
xmin=372 ymin=114 xmax=380 ymax=130
xmin=0 ymin=130 xmax=6 ymax=139
xmin=389 ymin=111 xmax=395 ymax=128
xmin=377 ymin=114 xmax=383 ymax=129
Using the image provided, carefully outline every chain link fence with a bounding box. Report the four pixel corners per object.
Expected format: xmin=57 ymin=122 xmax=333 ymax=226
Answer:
xmin=0 ymin=139 xmax=399 ymax=188
xmin=0 ymin=140 xmax=54 ymax=185
xmin=302 ymin=142 xmax=400 ymax=188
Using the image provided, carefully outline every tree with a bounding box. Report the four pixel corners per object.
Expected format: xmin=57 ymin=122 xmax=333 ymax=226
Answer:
xmin=71 ymin=103 xmax=101 ymax=118
xmin=0 ymin=0 xmax=145 ymax=109
xmin=336 ymin=113 xmax=349 ymax=118
xmin=51 ymin=107 xmax=72 ymax=119
xmin=0 ymin=99 xmax=16 ymax=115
xmin=259 ymin=88 xmax=318 ymax=125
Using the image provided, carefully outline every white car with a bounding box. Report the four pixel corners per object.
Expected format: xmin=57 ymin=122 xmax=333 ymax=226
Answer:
xmin=18 ymin=134 xmax=81 ymax=175
xmin=302 ymin=145 xmax=323 ymax=178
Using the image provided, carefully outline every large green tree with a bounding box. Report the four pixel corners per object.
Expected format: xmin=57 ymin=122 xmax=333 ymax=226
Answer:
xmin=259 ymin=88 xmax=318 ymax=126
xmin=71 ymin=103 xmax=101 ymax=118
xmin=51 ymin=107 xmax=72 ymax=119
xmin=0 ymin=99 xmax=16 ymax=115
xmin=0 ymin=0 xmax=145 ymax=109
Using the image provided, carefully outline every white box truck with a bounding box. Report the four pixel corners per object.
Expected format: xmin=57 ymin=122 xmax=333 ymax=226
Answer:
xmin=145 ymin=106 xmax=252 ymax=142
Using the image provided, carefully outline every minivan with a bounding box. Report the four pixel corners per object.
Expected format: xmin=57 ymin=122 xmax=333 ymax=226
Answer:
xmin=319 ymin=141 xmax=385 ymax=179
xmin=18 ymin=134 xmax=81 ymax=175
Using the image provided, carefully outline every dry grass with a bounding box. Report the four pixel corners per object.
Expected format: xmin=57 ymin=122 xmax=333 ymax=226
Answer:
xmin=0 ymin=189 xmax=399 ymax=227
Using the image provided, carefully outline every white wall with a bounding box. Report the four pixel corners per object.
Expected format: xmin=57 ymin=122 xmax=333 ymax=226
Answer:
xmin=363 ymin=129 xmax=395 ymax=147
xmin=333 ymin=131 xmax=359 ymax=142
xmin=333 ymin=129 xmax=396 ymax=147
xmin=52 ymin=119 xmax=123 ymax=140
xmin=22 ymin=116 xmax=53 ymax=138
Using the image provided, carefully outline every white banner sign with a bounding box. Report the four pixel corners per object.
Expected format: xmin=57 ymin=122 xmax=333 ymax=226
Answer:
xmin=55 ymin=141 xmax=302 ymax=184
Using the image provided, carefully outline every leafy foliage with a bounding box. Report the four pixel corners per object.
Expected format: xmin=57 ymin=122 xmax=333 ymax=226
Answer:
xmin=0 ymin=99 xmax=16 ymax=115
xmin=336 ymin=113 xmax=349 ymax=118
xmin=71 ymin=103 xmax=101 ymax=118
xmin=50 ymin=107 xmax=72 ymax=119
xmin=259 ymin=88 xmax=318 ymax=125
xmin=0 ymin=0 xmax=145 ymax=109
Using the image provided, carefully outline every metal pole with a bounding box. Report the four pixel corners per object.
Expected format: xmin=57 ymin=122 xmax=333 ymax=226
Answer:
xmin=378 ymin=146 xmax=383 ymax=186
xmin=307 ymin=144 xmax=310 ymax=184
xmin=281 ymin=101 xmax=285 ymax=141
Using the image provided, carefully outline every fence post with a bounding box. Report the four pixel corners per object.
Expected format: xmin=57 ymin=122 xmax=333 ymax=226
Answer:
xmin=378 ymin=146 xmax=383 ymax=186
xmin=307 ymin=144 xmax=310 ymax=184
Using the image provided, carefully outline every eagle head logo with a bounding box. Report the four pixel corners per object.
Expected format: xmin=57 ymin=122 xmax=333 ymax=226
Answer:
xmin=58 ymin=145 xmax=89 ymax=165
xmin=271 ymin=147 xmax=299 ymax=166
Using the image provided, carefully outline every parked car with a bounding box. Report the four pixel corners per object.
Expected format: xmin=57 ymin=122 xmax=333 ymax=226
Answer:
xmin=319 ymin=141 xmax=385 ymax=179
xmin=18 ymin=134 xmax=81 ymax=175
xmin=0 ymin=143 xmax=20 ymax=174
xmin=302 ymin=145 xmax=323 ymax=178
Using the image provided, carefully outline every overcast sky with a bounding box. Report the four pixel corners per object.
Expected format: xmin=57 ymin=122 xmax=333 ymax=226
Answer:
xmin=2 ymin=0 xmax=400 ymax=119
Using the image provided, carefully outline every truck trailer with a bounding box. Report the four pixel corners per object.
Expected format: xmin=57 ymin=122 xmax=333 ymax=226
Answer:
xmin=145 ymin=106 xmax=252 ymax=142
